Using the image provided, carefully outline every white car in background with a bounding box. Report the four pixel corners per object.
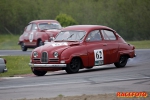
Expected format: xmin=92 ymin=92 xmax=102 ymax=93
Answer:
xmin=0 ymin=58 xmax=7 ymax=73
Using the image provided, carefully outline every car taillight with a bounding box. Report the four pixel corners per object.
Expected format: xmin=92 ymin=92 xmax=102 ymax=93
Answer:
xmin=4 ymin=59 xmax=7 ymax=64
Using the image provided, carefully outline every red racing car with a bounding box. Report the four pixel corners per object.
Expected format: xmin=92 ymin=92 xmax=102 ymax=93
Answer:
xmin=18 ymin=20 xmax=62 ymax=51
xmin=29 ymin=25 xmax=136 ymax=76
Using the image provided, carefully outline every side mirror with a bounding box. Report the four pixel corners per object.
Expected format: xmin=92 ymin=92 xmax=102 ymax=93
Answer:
xmin=86 ymin=38 xmax=91 ymax=41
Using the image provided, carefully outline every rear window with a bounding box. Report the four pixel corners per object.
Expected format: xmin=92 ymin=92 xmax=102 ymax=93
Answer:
xmin=101 ymin=30 xmax=116 ymax=40
xmin=31 ymin=24 xmax=37 ymax=30
xmin=26 ymin=24 xmax=32 ymax=31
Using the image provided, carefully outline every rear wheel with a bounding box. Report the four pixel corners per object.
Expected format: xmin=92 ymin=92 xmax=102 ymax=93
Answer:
xmin=31 ymin=68 xmax=47 ymax=76
xmin=65 ymin=58 xmax=81 ymax=74
xmin=21 ymin=42 xmax=27 ymax=51
xmin=114 ymin=56 xmax=128 ymax=68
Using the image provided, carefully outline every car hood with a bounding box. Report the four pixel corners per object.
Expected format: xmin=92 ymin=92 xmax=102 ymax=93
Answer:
xmin=33 ymin=41 xmax=81 ymax=58
xmin=45 ymin=30 xmax=61 ymax=37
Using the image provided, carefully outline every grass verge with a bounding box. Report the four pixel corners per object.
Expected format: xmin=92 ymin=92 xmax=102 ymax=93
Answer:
xmin=127 ymin=40 xmax=150 ymax=49
xmin=18 ymin=91 xmax=150 ymax=100
xmin=0 ymin=34 xmax=20 ymax=50
xmin=0 ymin=55 xmax=32 ymax=77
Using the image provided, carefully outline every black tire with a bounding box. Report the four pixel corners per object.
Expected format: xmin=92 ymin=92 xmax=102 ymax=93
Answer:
xmin=114 ymin=56 xmax=128 ymax=68
xmin=21 ymin=42 xmax=27 ymax=51
xmin=38 ymin=40 xmax=43 ymax=47
xmin=65 ymin=58 xmax=81 ymax=74
xmin=31 ymin=68 xmax=47 ymax=76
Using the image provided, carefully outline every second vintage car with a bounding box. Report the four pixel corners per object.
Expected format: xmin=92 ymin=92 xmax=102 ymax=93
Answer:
xmin=29 ymin=25 xmax=136 ymax=76
xmin=18 ymin=20 xmax=62 ymax=51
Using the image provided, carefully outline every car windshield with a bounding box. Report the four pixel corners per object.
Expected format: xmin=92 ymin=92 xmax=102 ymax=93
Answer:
xmin=39 ymin=23 xmax=61 ymax=30
xmin=54 ymin=31 xmax=86 ymax=42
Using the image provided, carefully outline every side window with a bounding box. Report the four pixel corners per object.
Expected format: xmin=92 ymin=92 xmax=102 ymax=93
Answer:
xmin=26 ymin=24 xmax=32 ymax=31
xmin=31 ymin=24 xmax=37 ymax=31
xmin=86 ymin=30 xmax=102 ymax=41
xmin=101 ymin=30 xmax=116 ymax=40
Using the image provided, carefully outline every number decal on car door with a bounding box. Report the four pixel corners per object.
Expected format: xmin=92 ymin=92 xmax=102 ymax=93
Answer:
xmin=94 ymin=49 xmax=104 ymax=65
xmin=29 ymin=32 xmax=34 ymax=42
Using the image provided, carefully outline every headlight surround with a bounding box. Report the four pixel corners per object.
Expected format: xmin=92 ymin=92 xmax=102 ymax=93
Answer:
xmin=33 ymin=51 xmax=38 ymax=58
xmin=53 ymin=52 xmax=59 ymax=58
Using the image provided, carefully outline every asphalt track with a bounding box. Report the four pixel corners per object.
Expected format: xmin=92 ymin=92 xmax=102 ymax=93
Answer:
xmin=0 ymin=50 xmax=32 ymax=56
xmin=0 ymin=49 xmax=150 ymax=100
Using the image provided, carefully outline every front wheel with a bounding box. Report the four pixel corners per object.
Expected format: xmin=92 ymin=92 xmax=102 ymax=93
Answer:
xmin=114 ymin=56 xmax=128 ymax=68
xmin=65 ymin=58 xmax=81 ymax=74
xmin=31 ymin=68 xmax=47 ymax=76
xmin=21 ymin=42 xmax=27 ymax=51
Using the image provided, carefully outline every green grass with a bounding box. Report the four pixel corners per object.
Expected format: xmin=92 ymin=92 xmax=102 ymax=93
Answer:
xmin=0 ymin=34 xmax=20 ymax=50
xmin=0 ymin=56 xmax=32 ymax=77
xmin=127 ymin=40 xmax=150 ymax=49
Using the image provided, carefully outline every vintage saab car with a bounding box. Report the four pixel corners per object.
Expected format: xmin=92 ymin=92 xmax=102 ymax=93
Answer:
xmin=0 ymin=58 xmax=7 ymax=73
xmin=18 ymin=20 xmax=62 ymax=51
xmin=29 ymin=25 xmax=136 ymax=76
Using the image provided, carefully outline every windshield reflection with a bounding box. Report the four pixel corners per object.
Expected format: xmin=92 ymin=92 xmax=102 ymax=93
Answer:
xmin=54 ymin=31 xmax=86 ymax=42
xmin=39 ymin=23 xmax=62 ymax=30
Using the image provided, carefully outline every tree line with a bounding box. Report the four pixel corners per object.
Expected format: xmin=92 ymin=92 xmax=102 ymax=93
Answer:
xmin=0 ymin=0 xmax=149 ymax=40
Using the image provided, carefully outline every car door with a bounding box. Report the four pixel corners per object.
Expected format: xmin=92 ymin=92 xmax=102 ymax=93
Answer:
xmin=101 ymin=29 xmax=119 ymax=63
xmin=85 ymin=30 xmax=110 ymax=67
xmin=28 ymin=23 xmax=38 ymax=46
xmin=23 ymin=23 xmax=32 ymax=46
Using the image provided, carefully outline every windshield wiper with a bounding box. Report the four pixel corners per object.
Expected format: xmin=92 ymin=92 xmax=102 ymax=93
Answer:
xmin=67 ymin=34 xmax=74 ymax=40
xmin=80 ymin=35 xmax=85 ymax=40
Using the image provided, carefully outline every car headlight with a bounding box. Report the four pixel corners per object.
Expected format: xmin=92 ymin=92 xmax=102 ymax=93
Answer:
xmin=53 ymin=52 xmax=59 ymax=58
xmin=33 ymin=51 xmax=38 ymax=58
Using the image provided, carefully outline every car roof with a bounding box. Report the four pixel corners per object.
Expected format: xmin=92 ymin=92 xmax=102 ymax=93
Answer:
xmin=29 ymin=20 xmax=59 ymax=24
xmin=62 ymin=25 xmax=115 ymax=32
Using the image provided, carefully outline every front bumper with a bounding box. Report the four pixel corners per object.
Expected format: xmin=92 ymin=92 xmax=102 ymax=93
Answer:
xmin=29 ymin=63 xmax=66 ymax=68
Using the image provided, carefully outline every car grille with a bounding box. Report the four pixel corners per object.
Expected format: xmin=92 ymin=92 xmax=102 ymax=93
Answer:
xmin=41 ymin=52 xmax=48 ymax=63
xmin=49 ymin=58 xmax=59 ymax=62
xmin=33 ymin=58 xmax=40 ymax=63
